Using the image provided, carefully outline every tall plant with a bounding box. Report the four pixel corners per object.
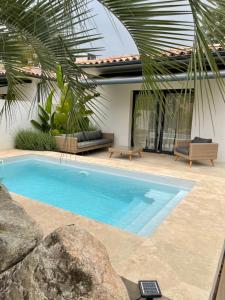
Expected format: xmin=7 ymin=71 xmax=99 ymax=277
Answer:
xmin=53 ymin=65 xmax=76 ymax=134
xmin=54 ymin=65 xmax=98 ymax=134
xmin=31 ymin=91 xmax=54 ymax=133
xmin=54 ymin=65 xmax=99 ymax=134
xmin=31 ymin=65 xmax=98 ymax=134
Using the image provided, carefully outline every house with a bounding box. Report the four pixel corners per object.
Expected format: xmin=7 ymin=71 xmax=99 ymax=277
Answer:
xmin=78 ymin=47 xmax=225 ymax=162
xmin=1 ymin=46 xmax=225 ymax=162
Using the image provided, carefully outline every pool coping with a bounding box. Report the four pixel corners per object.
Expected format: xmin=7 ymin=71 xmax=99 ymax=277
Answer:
xmin=1 ymin=149 xmax=225 ymax=300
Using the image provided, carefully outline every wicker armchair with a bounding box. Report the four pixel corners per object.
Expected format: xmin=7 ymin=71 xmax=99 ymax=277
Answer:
xmin=174 ymin=139 xmax=218 ymax=167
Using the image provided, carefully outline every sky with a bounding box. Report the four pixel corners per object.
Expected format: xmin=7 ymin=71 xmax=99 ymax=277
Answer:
xmin=88 ymin=0 xmax=193 ymax=58
xmin=88 ymin=1 xmax=138 ymax=57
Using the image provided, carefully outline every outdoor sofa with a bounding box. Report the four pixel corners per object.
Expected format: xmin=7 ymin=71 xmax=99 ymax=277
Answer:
xmin=174 ymin=137 xmax=218 ymax=167
xmin=55 ymin=130 xmax=114 ymax=154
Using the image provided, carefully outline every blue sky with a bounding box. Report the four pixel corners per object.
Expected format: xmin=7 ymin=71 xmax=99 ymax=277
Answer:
xmin=89 ymin=1 xmax=138 ymax=57
xmin=88 ymin=1 xmax=194 ymax=58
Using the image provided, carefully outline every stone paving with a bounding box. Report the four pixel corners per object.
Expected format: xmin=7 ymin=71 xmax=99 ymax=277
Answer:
xmin=1 ymin=149 xmax=225 ymax=300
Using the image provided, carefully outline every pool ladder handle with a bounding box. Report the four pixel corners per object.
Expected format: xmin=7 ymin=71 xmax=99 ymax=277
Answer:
xmin=0 ymin=159 xmax=4 ymax=167
xmin=59 ymin=152 xmax=77 ymax=164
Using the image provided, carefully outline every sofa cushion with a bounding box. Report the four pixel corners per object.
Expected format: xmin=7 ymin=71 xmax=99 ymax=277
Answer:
xmin=74 ymin=132 xmax=85 ymax=142
xmin=83 ymin=130 xmax=102 ymax=141
xmin=191 ymin=137 xmax=212 ymax=143
xmin=175 ymin=146 xmax=189 ymax=155
xmin=78 ymin=138 xmax=112 ymax=149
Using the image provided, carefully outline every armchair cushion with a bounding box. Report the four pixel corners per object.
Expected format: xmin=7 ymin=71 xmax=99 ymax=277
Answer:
xmin=191 ymin=137 xmax=212 ymax=144
xmin=175 ymin=146 xmax=189 ymax=155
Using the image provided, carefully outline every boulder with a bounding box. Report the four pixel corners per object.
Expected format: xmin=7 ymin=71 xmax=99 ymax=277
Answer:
xmin=0 ymin=185 xmax=43 ymax=273
xmin=0 ymin=225 xmax=130 ymax=300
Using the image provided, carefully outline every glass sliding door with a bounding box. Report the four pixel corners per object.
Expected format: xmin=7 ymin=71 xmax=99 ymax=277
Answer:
xmin=162 ymin=91 xmax=194 ymax=152
xmin=132 ymin=90 xmax=194 ymax=154
xmin=132 ymin=91 xmax=159 ymax=151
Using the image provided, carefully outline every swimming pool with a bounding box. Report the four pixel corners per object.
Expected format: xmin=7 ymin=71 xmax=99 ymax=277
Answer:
xmin=0 ymin=155 xmax=194 ymax=236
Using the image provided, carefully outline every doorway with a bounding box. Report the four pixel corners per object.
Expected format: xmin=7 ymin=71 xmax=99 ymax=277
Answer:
xmin=132 ymin=90 xmax=194 ymax=154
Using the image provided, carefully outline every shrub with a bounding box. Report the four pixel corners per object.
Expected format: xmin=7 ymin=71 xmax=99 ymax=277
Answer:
xmin=15 ymin=130 xmax=58 ymax=151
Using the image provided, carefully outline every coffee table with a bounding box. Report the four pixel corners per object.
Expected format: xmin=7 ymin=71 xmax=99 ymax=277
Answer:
xmin=108 ymin=146 xmax=143 ymax=161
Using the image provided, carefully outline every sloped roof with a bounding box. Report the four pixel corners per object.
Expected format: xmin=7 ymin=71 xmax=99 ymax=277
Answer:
xmin=76 ymin=54 xmax=140 ymax=65
xmin=0 ymin=44 xmax=224 ymax=79
xmin=76 ymin=44 xmax=225 ymax=66
xmin=0 ymin=65 xmax=42 ymax=78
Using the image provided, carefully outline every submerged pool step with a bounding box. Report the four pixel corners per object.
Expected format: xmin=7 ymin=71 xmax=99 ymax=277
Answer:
xmin=123 ymin=192 xmax=177 ymax=234
xmin=136 ymin=190 xmax=188 ymax=236
xmin=112 ymin=197 xmax=146 ymax=226
xmin=123 ymin=201 xmax=161 ymax=233
xmin=119 ymin=191 xmax=174 ymax=232
xmin=117 ymin=201 xmax=149 ymax=228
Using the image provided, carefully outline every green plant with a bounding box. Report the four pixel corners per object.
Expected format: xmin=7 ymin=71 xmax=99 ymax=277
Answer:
xmin=53 ymin=65 xmax=73 ymax=133
xmin=75 ymin=86 xmax=100 ymax=132
xmin=15 ymin=130 xmax=58 ymax=151
xmin=31 ymin=90 xmax=54 ymax=132
xmin=53 ymin=65 xmax=98 ymax=133
xmin=202 ymin=3 xmax=225 ymax=43
xmin=30 ymin=65 xmax=98 ymax=134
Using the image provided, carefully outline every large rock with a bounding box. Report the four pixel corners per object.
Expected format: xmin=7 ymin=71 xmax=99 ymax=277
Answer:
xmin=0 ymin=225 xmax=129 ymax=300
xmin=0 ymin=185 xmax=43 ymax=273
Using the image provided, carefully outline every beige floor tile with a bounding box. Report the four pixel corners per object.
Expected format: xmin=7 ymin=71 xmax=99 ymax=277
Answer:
xmin=1 ymin=149 xmax=225 ymax=300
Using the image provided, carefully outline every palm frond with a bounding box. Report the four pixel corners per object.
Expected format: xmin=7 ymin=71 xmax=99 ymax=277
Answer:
xmin=1 ymin=0 xmax=225 ymax=132
xmin=0 ymin=0 xmax=101 ymax=117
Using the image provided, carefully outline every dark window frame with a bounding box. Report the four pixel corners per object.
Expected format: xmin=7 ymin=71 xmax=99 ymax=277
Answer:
xmin=131 ymin=89 xmax=195 ymax=154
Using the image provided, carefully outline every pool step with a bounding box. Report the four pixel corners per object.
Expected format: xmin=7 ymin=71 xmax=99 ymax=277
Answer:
xmin=111 ymin=189 xmax=186 ymax=237
xmin=124 ymin=201 xmax=163 ymax=234
xmin=112 ymin=197 xmax=144 ymax=225
xmin=136 ymin=190 xmax=188 ymax=236
xmin=115 ymin=195 xmax=153 ymax=226
xmin=121 ymin=190 xmax=175 ymax=234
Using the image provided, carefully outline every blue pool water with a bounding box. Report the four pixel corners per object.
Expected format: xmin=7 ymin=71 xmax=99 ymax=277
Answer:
xmin=0 ymin=155 xmax=194 ymax=236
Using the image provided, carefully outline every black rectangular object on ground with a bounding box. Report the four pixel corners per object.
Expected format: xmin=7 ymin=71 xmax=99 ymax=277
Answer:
xmin=138 ymin=280 xmax=162 ymax=299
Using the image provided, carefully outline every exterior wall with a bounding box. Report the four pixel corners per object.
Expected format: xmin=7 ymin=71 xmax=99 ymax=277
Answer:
xmin=95 ymin=79 xmax=225 ymax=162
xmin=1 ymin=75 xmax=225 ymax=162
xmin=0 ymin=78 xmax=40 ymax=150
xmin=94 ymin=83 xmax=141 ymax=146
xmin=191 ymin=79 xmax=225 ymax=162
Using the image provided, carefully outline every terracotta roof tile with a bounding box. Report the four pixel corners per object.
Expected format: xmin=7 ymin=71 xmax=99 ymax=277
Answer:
xmin=0 ymin=65 xmax=42 ymax=77
xmin=77 ymin=44 xmax=225 ymax=66
xmin=0 ymin=44 xmax=224 ymax=77
xmin=22 ymin=66 xmax=43 ymax=77
xmin=77 ymin=54 xmax=140 ymax=65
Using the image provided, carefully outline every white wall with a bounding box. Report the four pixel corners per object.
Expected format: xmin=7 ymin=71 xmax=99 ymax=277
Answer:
xmin=94 ymin=83 xmax=141 ymax=146
xmin=1 ymin=75 xmax=225 ymax=162
xmin=94 ymin=79 xmax=225 ymax=162
xmin=0 ymin=78 xmax=40 ymax=150
xmin=191 ymin=79 xmax=225 ymax=162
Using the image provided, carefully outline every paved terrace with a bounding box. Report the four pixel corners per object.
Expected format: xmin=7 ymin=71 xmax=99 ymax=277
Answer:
xmin=1 ymin=149 xmax=225 ymax=300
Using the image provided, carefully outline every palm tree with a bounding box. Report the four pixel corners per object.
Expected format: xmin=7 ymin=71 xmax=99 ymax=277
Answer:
xmin=0 ymin=0 xmax=225 ymax=120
